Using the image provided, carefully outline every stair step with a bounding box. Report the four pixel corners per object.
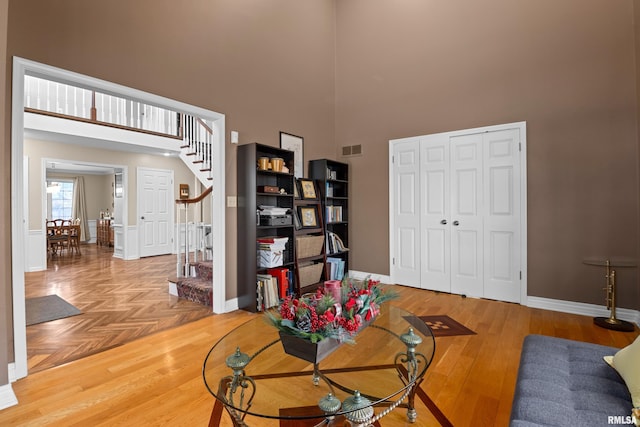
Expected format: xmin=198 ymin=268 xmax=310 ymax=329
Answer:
xmin=200 ymin=168 xmax=211 ymax=172
xmin=193 ymin=160 xmax=204 ymax=164
xmin=180 ymin=144 xmax=190 ymax=149
xmin=195 ymin=261 xmax=213 ymax=281
xmin=186 ymin=152 xmax=197 ymax=156
xmin=176 ymin=278 xmax=212 ymax=307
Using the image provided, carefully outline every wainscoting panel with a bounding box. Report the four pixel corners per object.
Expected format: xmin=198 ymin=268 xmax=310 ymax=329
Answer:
xmin=27 ymin=230 xmax=46 ymax=272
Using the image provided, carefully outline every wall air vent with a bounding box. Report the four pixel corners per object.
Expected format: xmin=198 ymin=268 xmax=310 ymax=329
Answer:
xmin=341 ymin=144 xmax=363 ymax=157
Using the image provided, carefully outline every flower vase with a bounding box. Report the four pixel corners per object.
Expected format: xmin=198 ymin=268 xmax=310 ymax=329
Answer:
xmin=279 ymin=332 xmax=341 ymax=364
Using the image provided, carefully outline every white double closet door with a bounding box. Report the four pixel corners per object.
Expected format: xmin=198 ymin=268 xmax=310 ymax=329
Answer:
xmin=391 ymin=123 xmax=525 ymax=303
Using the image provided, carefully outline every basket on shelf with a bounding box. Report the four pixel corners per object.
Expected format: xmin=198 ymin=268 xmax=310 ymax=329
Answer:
xmin=296 ymin=235 xmax=324 ymax=259
xmin=298 ymin=262 xmax=324 ymax=287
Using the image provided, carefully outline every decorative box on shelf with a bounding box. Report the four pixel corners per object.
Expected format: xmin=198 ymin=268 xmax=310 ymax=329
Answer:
xmin=257 ymin=236 xmax=289 ymax=268
xmin=298 ymin=262 xmax=324 ymax=287
xmin=296 ymin=235 xmax=324 ymax=258
xmin=259 ymin=215 xmax=292 ymax=226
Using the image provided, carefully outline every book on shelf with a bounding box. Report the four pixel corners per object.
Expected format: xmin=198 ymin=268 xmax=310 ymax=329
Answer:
xmin=257 ymin=273 xmax=279 ymax=310
xmin=325 ymin=205 xmax=343 ymax=223
xmin=257 ymin=236 xmax=289 ymax=246
xmin=268 ymin=267 xmax=289 ymax=299
xmin=287 ymin=269 xmax=294 ymax=295
xmin=326 ymin=183 xmax=333 ymax=197
xmin=326 ymin=231 xmax=348 ymax=254
xmin=324 ymin=167 xmax=338 ymax=180
xmin=326 ymin=257 xmax=345 ymax=280
xmin=256 ymin=280 xmax=264 ymax=311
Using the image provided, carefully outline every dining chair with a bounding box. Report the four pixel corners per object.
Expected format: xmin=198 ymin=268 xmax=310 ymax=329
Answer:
xmin=68 ymin=218 xmax=82 ymax=255
xmin=46 ymin=219 xmax=70 ymax=257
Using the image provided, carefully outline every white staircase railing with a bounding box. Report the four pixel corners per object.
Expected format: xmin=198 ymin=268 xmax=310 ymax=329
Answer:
xmin=179 ymin=115 xmax=215 ymax=185
xmin=24 ymin=74 xmax=216 ymax=186
xmin=175 ymin=186 xmax=213 ymax=278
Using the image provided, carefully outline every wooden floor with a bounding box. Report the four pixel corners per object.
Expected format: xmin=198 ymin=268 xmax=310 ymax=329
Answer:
xmin=5 ymin=267 xmax=638 ymax=426
xmin=25 ymin=243 xmax=213 ymax=373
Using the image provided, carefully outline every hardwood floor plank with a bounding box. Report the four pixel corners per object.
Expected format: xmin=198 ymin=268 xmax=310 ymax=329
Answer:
xmin=25 ymin=244 xmax=214 ymax=373
xmin=4 ymin=277 xmax=637 ymax=426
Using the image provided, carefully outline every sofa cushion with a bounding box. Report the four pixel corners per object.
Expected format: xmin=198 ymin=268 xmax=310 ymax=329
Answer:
xmin=607 ymin=335 xmax=640 ymax=408
xmin=510 ymin=335 xmax=632 ymax=427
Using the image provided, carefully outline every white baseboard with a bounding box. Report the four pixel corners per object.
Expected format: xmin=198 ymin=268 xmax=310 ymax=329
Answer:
xmin=0 ymin=383 xmax=18 ymax=410
xmin=527 ymin=296 xmax=640 ymax=326
xmin=8 ymin=363 xmax=15 ymax=383
xmin=225 ymin=297 xmax=239 ymax=312
xmin=358 ymin=270 xmax=640 ymax=326
xmin=347 ymin=270 xmax=391 ymax=284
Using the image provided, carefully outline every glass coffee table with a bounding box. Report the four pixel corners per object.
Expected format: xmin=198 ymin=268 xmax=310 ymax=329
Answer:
xmin=203 ymin=305 xmax=451 ymax=426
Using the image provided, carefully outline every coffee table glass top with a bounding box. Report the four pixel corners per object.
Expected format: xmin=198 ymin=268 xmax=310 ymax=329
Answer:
xmin=203 ymin=305 xmax=435 ymax=420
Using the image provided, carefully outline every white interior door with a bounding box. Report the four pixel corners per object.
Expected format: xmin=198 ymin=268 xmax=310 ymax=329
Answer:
xmin=450 ymin=134 xmax=484 ymax=298
xmin=138 ymin=167 xmax=173 ymax=257
xmin=390 ymin=122 xmax=526 ymax=304
xmin=420 ymin=135 xmax=451 ymax=292
xmin=391 ymin=139 xmax=421 ymax=287
xmin=483 ymin=129 xmax=521 ymax=302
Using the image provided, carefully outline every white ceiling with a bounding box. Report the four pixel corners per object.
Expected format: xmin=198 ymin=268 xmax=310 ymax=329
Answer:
xmin=45 ymin=160 xmax=115 ymax=175
xmin=25 ymin=120 xmax=177 ymax=176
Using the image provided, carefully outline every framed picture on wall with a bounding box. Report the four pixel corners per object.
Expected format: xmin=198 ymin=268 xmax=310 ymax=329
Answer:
xmin=280 ymin=131 xmax=303 ymax=178
xmin=180 ymin=184 xmax=190 ymax=199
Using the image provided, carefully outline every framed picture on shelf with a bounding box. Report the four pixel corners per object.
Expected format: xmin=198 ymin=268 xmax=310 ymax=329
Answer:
xmin=280 ymin=132 xmax=303 ymax=178
xmin=292 ymin=208 xmax=302 ymax=230
xmin=293 ymin=179 xmax=300 ymax=199
xmin=299 ymin=179 xmax=317 ymax=199
xmin=298 ymin=206 xmax=318 ymax=228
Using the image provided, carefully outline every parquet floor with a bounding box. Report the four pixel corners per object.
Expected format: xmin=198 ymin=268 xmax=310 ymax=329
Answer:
xmin=6 ymin=267 xmax=637 ymax=426
xmin=25 ymin=243 xmax=213 ymax=373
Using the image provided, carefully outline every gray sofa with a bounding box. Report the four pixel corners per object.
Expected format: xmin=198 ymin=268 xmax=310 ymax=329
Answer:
xmin=510 ymin=334 xmax=633 ymax=426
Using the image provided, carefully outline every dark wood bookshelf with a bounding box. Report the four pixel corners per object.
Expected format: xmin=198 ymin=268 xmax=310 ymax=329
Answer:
xmin=309 ymin=159 xmax=349 ymax=279
xmin=237 ymin=143 xmax=296 ymax=312
xmin=293 ymin=179 xmax=328 ymax=296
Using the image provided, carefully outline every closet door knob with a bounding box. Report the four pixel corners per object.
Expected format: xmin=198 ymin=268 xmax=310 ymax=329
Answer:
xmin=440 ymin=220 xmax=447 ymax=225
xmin=453 ymin=220 xmax=460 ymax=226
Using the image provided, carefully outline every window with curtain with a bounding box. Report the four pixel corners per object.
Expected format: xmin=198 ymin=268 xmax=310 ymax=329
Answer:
xmin=47 ymin=180 xmax=74 ymax=219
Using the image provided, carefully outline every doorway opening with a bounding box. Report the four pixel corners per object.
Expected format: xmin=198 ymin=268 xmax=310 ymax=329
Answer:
xmin=11 ymin=57 xmax=227 ymax=381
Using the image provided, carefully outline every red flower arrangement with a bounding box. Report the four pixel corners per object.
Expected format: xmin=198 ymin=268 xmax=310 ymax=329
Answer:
xmin=266 ymin=276 xmax=398 ymax=343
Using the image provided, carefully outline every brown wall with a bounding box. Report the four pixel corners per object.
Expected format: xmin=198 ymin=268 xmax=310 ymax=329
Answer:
xmin=0 ymin=0 xmax=10 ymax=387
xmin=635 ymin=1 xmax=640 ymax=313
xmin=336 ymin=0 xmax=640 ymax=309
xmin=5 ymin=0 xmax=337 ymax=304
xmin=1 ymin=1 xmax=640 ymax=386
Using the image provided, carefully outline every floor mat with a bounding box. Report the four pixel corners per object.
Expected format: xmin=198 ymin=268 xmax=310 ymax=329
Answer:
xmin=26 ymin=295 xmax=82 ymax=326
xmin=405 ymin=315 xmax=476 ymax=337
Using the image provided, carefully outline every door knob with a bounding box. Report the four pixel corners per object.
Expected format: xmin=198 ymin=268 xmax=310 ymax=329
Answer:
xmin=440 ymin=219 xmax=447 ymax=225
xmin=453 ymin=220 xmax=459 ymax=226
xmin=141 ymin=216 xmax=145 ymax=220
